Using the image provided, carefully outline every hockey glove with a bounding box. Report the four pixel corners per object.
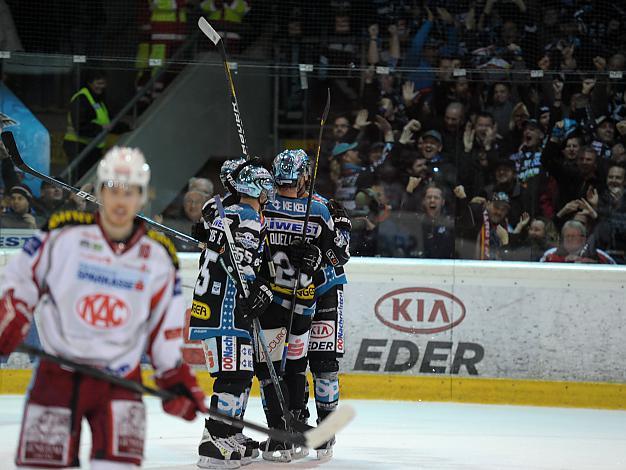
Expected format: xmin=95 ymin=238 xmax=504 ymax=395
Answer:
xmin=327 ymin=199 xmax=352 ymax=232
xmin=0 ymin=289 xmax=32 ymax=356
xmin=290 ymin=239 xmax=322 ymax=276
xmin=156 ymin=363 xmax=207 ymax=421
xmin=237 ymin=276 xmax=273 ymax=320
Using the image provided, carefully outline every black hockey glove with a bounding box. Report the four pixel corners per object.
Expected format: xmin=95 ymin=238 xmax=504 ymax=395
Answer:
xmin=290 ymin=239 xmax=322 ymax=276
xmin=191 ymin=221 xmax=208 ymax=243
xmin=327 ymin=199 xmax=352 ymax=232
xmin=237 ymin=276 xmax=273 ymax=320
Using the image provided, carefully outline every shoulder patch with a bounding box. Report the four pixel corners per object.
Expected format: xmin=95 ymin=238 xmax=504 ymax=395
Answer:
xmin=45 ymin=210 xmax=95 ymax=231
xmin=147 ymin=230 xmax=179 ymax=269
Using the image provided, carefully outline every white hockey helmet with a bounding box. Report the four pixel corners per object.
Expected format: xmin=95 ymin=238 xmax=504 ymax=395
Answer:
xmin=96 ymin=147 xmax=151 ymax=204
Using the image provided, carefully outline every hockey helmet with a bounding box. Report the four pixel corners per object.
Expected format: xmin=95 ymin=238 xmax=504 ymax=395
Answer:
xmin=234 ymin=164 xmax=275 ymax=200
xmin=219 ymin=157 xmax=246 ymax=187
xmin=272 ymin=149 xmax=309 ymax=186
xmin=96 ymin=147 xmax=151 ymax=204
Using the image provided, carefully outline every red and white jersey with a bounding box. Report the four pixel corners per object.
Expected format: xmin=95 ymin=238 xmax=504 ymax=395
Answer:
xmin=1 ymin=211 xmax=185 ymax=377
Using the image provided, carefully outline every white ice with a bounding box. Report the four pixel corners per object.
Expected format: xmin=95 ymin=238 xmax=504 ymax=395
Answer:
xmin=1 ymin=396 xmax=625 ymax=469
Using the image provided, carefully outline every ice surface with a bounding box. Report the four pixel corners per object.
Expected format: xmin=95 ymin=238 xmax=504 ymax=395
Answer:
xmin=0 ymin=396 xmax=625 ymax=469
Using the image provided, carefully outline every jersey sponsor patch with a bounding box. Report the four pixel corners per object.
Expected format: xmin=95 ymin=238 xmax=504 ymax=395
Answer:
xmin=22 ymin=236 xmax=43 ymax=256
xmin=77 ymin=262 xmax=144 ymax=291
xmin=309 ymin=320 xmax=336 ymax=353
xmin=267 ymin=218 xmax=320 ymax=237
xmin=221 ymin=336 xmax=237 ymax=371
xmin=314 ymin=378 xmax=340 ymax=404
xmin=202 ymin=338 xmax=219 ymax=373
xmin=173 ymin=276 xmax=182 ymax=296
xmin=235 ymin=232 xmax=260 ymax=250
xmin=164 ymin=327 xmax=182 ymax=340
xmin=256 ymin=327 xmax=287 ymax=363
xmin=18 ymin=404 xmax=71 ymax=466
xmin=239 ymin=344 xmax=254 ymax=371
xmin=211 ymin=281 xmax=222 ymax=295
xmin=110 ymin=400 xmax=146 ymax=459
xmin=337 ymin=289 xmax=345 ymax=354
xmin=286 ymin=331 xmax=310 ymax=360
xmin=326 ymin=249 xmax=339 ymax=266
xmin=270 ymin=283 xmax=315 ymax=300
xmin=76 ymin=293 xmax=130 ymax=329
xmin=190 ymin=300 xmax=211 ymax=320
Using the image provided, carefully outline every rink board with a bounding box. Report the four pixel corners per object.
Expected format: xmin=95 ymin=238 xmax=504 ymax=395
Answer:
xmin=1 ymin=251 xmax=625 ymax=409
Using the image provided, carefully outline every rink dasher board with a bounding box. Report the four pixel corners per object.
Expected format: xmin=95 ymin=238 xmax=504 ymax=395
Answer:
xmin=1 ymin=251 xmax=625 ymax=410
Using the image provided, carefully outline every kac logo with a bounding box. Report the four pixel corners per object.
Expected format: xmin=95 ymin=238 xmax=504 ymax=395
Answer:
xmin=76 ymin=294 xmax=130 ymax=329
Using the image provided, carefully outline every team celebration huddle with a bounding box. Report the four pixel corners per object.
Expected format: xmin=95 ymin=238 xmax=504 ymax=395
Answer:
xmin=0 ymin=141 xmax=352 ymax=469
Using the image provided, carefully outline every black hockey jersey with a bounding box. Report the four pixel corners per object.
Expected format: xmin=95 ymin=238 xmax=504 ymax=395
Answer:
xmin=263 ymin=194 xmax=348 ymax=316
xmin=188 ymin=202 xmax=266 ymax=341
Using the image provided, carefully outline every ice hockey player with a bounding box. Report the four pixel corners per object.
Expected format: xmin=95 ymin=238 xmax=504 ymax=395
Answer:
xmin=258 ymin=149 xmax=349 ymax=462
xmin=0 ymin=147 xmax=207 ymax=469
xmin=299 ymin=171 xmax=351 ymax=461
xmin=188 ymin=162 xmax=276 ymax=469
xmin=191 ymin=156 xmax=264 ymax=463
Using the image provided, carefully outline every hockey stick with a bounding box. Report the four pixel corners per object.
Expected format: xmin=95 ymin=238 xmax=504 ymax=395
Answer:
xmin=213 ymin=196 xmax=310 ymax=434
xmin=198 ymin=17 xmax=247 ymax=157
xmin=15 ymin=344 xmax=353 ymax=448
xmin=280 ymin=89 xmax=331 ymax=374
xmin=1 ymin=131 xmax=204 ymax=250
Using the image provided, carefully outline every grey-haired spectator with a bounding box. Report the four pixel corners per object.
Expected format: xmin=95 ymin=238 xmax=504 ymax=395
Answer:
xmin=541 ymin=220 xmax=615 ymax=264
xmin=188 ymin=177 xmax=214 ymax=197
xmin=1 ymin=185 xmax=37 ymax=229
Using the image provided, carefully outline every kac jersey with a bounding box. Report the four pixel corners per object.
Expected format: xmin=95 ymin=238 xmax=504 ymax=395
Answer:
xmin=188 ymin=203 xmax=266 ymax=341
xmin=263 ymin=195 xmax=348 ymax=315
xmin=0 ymin=211 xmax=185 ymax=377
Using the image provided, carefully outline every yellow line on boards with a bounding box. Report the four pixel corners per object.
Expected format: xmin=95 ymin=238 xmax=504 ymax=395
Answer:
xmin=1 ymin=369 xmax=624 ymax=410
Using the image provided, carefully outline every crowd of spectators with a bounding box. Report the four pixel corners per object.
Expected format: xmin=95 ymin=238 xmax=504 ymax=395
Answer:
xmin=3 ymin=1 xmax=626 ymax=265
xmin=299 ymin=0 xmax=626 ymax=264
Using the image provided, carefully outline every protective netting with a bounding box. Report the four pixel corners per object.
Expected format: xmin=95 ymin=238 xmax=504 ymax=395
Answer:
xmin=2 ymin=1 xmax=625 ymax=73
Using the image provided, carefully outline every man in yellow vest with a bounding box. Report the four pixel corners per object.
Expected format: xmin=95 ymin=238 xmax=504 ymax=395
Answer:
xmin=63 ymin=70 xmax=111 ymax=181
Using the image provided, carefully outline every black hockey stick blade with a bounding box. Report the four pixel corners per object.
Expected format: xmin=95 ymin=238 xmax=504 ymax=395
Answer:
xmin=1 ymin=131 xmax=204 ymax=249
xmin=13 ymin=344 xmax=354 ymax=446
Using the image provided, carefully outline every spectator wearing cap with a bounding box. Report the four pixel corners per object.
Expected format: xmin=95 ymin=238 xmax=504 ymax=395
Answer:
xmin=33 ymin=179 xmax=67 ymax=221
xmin=332 ymin=142 xmax=364 ymax=212
xmin=1 ymin=185 xmax=37 ymax=229
xmin=483 ymin=159 xmax=532 ymax=226
xmin=417 ymin=129 xmax=456 ymax=191
xmin=591 ymin=115 xmax=616 ymax=160
xmin=540 ymin=220 xmax=615 ymax=264
xmin=455 ymin=188 xmax=511 ymax=260
xmin=537 ymin=104 xmax=552 ymax=134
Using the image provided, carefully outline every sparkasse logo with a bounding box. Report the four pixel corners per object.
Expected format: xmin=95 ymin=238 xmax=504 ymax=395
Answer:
xmin=374 ymin=287 xmax=466 ymax=334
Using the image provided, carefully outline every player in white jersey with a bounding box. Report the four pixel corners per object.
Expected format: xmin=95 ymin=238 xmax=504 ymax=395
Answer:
xmin=0 ymin=147 xmax=207 ymax=469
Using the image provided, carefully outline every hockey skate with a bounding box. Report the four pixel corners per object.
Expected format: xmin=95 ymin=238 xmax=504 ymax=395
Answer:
xmin=226 ymin=433 xmax=258 ymax=466
xmin=197 ymin=427 xmax=242 ymax=469
xmin=290 ymin=410 xmax=309 ymax=460
xmin=234 ymin=432 xmax=259 ymax=460
xmin=315 ymin=436 xmax=335 ymax=461
xmin=261 ymin=439 xmax=294 ymax=463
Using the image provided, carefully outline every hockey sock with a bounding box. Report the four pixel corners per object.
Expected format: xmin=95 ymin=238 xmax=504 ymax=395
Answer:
xmin=259 ymin=378 xmax=290 ymax=431
xmin=285 ymin=371 xmax=308 ymax=418
xmin=313 ymin=371 xmax=339 ymax=421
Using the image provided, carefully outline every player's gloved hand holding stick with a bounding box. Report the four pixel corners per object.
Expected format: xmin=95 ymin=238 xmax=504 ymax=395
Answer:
xmin=289 ymin=239 xmax=322 ymax=277
xmin=155 ymin=363 xmax=208 ymax=421
xmin=236 ymin=276 xmax=273 ymax=320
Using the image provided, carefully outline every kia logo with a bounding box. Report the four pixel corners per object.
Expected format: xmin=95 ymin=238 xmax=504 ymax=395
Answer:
xmin=76 ymin=293 xmax=130 ymax=329
xmin=311 ymin=323 xmax=334 ymax=339
xmin=374 ymin=287 xmax=466 ymax=334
